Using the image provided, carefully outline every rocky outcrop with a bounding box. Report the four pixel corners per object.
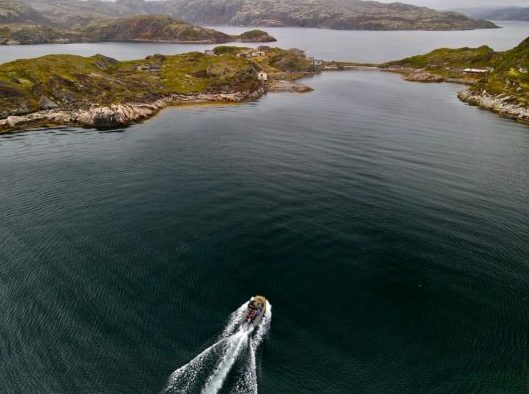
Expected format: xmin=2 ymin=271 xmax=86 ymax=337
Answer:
xmin=0 ymin=89 xmax=267 ymax=132
xmin=402 ymin=70 xmax=446 ymax=83
xmin=458 ymin=90 xmax=529 ymax=123
xmin=236 ymin=30 xmax=276 ymax=43
xmin=268 ymin=80 xmax=313 ymax=93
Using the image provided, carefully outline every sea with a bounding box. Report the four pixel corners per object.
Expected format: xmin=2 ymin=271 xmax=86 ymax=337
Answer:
xmin=1 ymin=21 xmax=529 ymax=393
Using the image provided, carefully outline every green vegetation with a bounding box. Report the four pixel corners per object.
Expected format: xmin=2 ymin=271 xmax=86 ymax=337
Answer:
xmin=0 ymin=46 xmax=317 ymax=118
xmin=471 ymin=37 xmax=529 ymax=106
xmin=384 ymin=46 xmax=498 ymax=81
xmin=386 ymin=36 xmax=529 ymax=108
xmin=237 ymin=29 xmax=276 ymax=42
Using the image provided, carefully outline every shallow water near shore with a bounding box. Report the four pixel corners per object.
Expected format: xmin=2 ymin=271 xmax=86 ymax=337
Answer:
xmin=1 ymin=69 xmax=529 ymax=392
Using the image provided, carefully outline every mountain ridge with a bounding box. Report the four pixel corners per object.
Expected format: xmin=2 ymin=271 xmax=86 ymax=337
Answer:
xmin=22 ymin=0 xmax=498 ymax=31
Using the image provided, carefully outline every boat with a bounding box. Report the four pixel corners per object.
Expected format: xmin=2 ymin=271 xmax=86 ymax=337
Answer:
xmin=245 ymin=295 xmax=267 ymax=325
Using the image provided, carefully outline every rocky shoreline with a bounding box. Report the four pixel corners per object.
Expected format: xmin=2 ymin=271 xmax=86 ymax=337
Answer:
xmin=458 ymin=90 xmax=529 ymax=124
xmin=379 ymin=67 xmax=529 ymax=124
xmin=0 ymin=89 xmax=267 ymax=133
xmin=0 ymin=79 xmax=315 ymax=133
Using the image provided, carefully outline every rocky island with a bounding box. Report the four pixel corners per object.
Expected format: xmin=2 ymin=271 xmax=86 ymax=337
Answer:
xmin=381 ymin=37 xmax=529 ymax=124
xmin=0 ymin=13 xmax=277 ymax=45
xmin=0 ymin=46 xmax=319 ymax=132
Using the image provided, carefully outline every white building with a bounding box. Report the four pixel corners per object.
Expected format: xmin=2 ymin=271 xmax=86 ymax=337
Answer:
xmin=258 ymin=72 xmax=268 ymax=81
xmin=204 ymin=49 xmax=215 ymax=56
xmin=463 ymin=68 xmax=489 ymax=74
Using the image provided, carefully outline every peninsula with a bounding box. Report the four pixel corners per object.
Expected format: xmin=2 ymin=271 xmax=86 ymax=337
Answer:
xmin=381 ymin=37 xmax=529 ymax=124
xmin=0 ymin=46 xmax=319 ymax=132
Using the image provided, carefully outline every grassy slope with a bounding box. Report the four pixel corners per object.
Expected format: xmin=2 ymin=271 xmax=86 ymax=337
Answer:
xmin=0 ymin=47 xmax=314 ymax=118
xmin=470 ymin=37 xmax=529 ymax=106
xmin=385 ymin=36 xmax=529 ymax=107
xmin=384 ymin=46 xmax=498 ymax=80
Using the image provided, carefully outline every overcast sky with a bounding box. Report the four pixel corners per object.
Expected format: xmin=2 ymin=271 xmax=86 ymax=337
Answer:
xmin=376 ymin=0 xmax=529 ymax=9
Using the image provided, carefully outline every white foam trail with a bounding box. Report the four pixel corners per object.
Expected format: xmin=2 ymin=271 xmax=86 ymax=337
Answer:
xmin=201 ymin=328 xmax=250 ymax=394
xmin=163 ymin=300 xmax=272 ymax=394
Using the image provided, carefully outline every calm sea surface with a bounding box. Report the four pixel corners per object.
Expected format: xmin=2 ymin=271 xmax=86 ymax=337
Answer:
xmin=0 ymin=21 xmax=528 ymax=64
xmin=1 ymin=24 xmax=529 ymax=394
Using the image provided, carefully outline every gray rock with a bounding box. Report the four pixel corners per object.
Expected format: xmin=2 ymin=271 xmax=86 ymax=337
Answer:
xmin=39 ymin=95 xmax=59 ymax=109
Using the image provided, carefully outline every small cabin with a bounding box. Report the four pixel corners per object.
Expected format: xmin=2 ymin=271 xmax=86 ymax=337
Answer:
xmin=313 ymin=59 xmax=324 ymax=67
xmin=204 ymin=49 xmax=216 ymax=56
xmin=463 ymin=68 xmax=489 ymax=74
xmin=251 ymin=51 xmax=265 ymax=58
xmin=257 ymin=72 xmax=268 ymax=81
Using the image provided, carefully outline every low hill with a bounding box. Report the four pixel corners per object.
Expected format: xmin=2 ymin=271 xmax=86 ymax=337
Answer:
xmin=469 ymin=37 xmax=529 ymax=107
xmin=81 ymin=15 xmax=233 ymax=43
xmin=384 ymin=45 xmax=498 ymax=82
xmin=0 ymin=46 xmax=317 ymax=130
xmin=384 ymin=37 xmax=529 ymax=122
xmin=0 ymin=23 xmax=72 ymax=44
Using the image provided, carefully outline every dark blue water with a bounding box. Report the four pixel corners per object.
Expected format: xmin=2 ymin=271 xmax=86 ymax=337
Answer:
xmin=1 ymin=71 xmax=529 ymax=393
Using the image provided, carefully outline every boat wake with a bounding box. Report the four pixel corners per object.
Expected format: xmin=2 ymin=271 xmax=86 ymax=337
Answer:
xmin=163 ymin=301 xmax=272 ymax=394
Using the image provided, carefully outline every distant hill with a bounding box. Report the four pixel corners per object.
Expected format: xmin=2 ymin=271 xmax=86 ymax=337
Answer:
xmin=23 ymin=0 xmax=497 ymax=31
xmin=165 ymin=0 xmax=498 ymax=30
xmin=23 ymin=0 xmax=168 ymax=25
xmin=0 ymin=0 xmax=49 ymax=24
xmin=0 ymin=15 xmax=277 ymax=45
xmin=81 ymin=15 xmax=233 ymax=43
xmin=457 ymin=7 xmax=529 ymax=22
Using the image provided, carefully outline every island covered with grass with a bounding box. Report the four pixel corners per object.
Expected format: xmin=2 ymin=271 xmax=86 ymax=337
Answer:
xmin=0 ymin=46 xmax=321 ymax=132
xmin=380 ymin=37 xmax=529 ymax=123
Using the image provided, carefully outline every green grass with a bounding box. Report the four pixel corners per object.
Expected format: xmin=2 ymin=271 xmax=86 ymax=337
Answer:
xmin=385 ymin=46 xmax=498 ymax=80
xmin=0 ymin=46 xmax=315 ymax=118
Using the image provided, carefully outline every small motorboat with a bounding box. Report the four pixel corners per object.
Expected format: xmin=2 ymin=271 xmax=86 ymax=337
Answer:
xmin=245 ymin=295 xmax=267 ymax=325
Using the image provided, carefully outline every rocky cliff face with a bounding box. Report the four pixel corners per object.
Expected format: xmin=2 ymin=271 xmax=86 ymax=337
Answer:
xmin=23 ymin=0 xmax=497 ymax=31
xmin=165 ymin=0 xmax=497 ymax=30
xmin=0 ymin=0 xmax=49 ymax=24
